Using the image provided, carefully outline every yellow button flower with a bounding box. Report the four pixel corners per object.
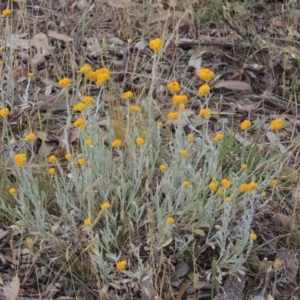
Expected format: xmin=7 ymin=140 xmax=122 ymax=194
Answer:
xmin=24 ymin=133 xmax=36 ymax=142
xmin=270 ymin=179 xmax=278 ymax=187
xmin=78 ymin=158 xmax=86 ymax=166
xmin=65 ymin=153 xmax=72 ymax=160
xmin=159 ymin=164 xmax=167 ymax=172
xmin=84 ymin=218 xmax=91 ymax=226
xmin=27 ymin=72 xmax=34 ymax=78
xmin=183 ymin=181 xmax=191 ymax=188
xmin=270 ymin=118 xmax=284 ymax=131
xmin=166 ymin=217 xmax=175 ymax=225
xmin=14 ymin=153 xmax=26 ymax=167
xmin=198 ymin=68 xmax=215 ymax=81
xmin=122 ymin=91 xmax=133 ymax=100
xmin=198 ymin=84 xmax=210 ymax=97
xmin=101 ymin=201 xmax=111 ymax=210
xmin=209 ymin=179 xmax=218 ymax=192
xmin=85 ymin=139 xmax=93 ymax=146
xmin=199 ymin=108 xmax=212 ymax=119
xmin=9 ymin=188 xmax=17 ymax=196
xmin=58 ymin=77 xmax=71 ymax=88
xmin=80 ymin=63 xmax=92 ymax=75
xmin=136 ymin=137 xmax=145 ymax=146
xmin=167 ymin=81 xmax=180 ymax=93
xmin=112 ymin=139 xmax=122 ymax=148
xmin=180 ymin=149 xmax=188 ymax=158
xmin=0 ymin=107 xmax=9 ymax=118
xmin=73 ymin=102 xmax=86 ymax=112
xmin=241 ymin=164 xmax=248 ymax=171
xmin=48 ymin=155 xmax=57 ymax=163
xmin=48 ymin=167 xmax=55 ymax=175
xmin=129 ymin=105 xmax=140 ymax=113
xmin=240 ymin=120 xmax=251 ymax=131
xmin=74 ymin=118 xmax=85 ymax=129
xmin=225 ymin=196 xmax=231 ymax=202
xmin=167 ymin=111 xmax=179 ymax=120
xmin=216 ymin=189 xmax=223 ymax=197
xmin=2 ymin=9 xmax=11 ymax=17
xmin=213 ymin=133 xmax=224 ymax=142
xmin=172 ymin=95 xmax=188 ymax=105
xmin=250 ymin=233 xmax=257 ymax=241
xmin=187 ymin=134 xmax=195 ymax=143
xmin=83 ymin=96 xmax=94 ymax=106
xmin=221 ymin=179 xmax=231 ymax=189
xmin=149 ymin=38 xmax=163 ymax=52
xmin=240 ymin=183 xmax=250 ymax=193
xmin=116 ymin=260 xmax=127 ymax=271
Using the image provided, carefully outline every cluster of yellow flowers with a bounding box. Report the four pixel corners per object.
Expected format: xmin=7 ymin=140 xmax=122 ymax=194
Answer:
xmin=79 ymin=64 xmax=110 ymax=86
xmin=240 ymin=182 xmax=258 ymax=193
xmin=270 ymin=118 xmax=284 ymax=131
xmin=2 ymin=9 xmax=11 ymax=17
xmin=149 ymin=38 xmax=163 ymax=52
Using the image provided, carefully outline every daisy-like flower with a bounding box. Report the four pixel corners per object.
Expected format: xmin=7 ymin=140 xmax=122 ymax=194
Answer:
xmin=24 ymin=133 xmax=36 ymax=142
xmin=183 ymin=180 xmax=191 ymax=188
xmin=198 ymin=84 xmax=210 ymax=97
xmin=74 ymin=118 xmax=85 ymax=129
xmin=213 ymin=133 xmax=224 ymax=142
xmin=159 ymin=164 xmax=167 ymax=172
xmin=129 ymin=105 xmax=140 ymax=113
xmin=112 ymin=139 xmax=122 ymax=148
xmin=187 ymin=134 xmax=195 ymax=143
xmin=101 ymin=201 xmax=111 ymax=210
xmin=73 ymin=102 xmax=86 ymax=112
xmin=198 ymin=68 xmax=215 ymax=81
xmin=48 ymin=167 xmax=55 ymax=175
xmin=65 ymin=153 xmax=72 ymax=160
xmin=270 ymin=118 xmax=284 ymax=131
xmin=14 ymin=153 xmax=26 ymax=167
xmin=116 ymin=260 xmax=127 ymax=271
xmin=83 ymin=96 xmax=94 ymax=106
xmin=166 ymin=217 xmax=175 ymax=225
xmin=250 ymin=233 xmax=257 ymax=241
xmin=199 ymin=108 xmax=212 ymax=119
xmin=0 ymin=107 xmax=9 ymax=118
xmin=2 ymin=9 xmax=11 ymax=17
xmin=149 ymin=38 xmax=163 ymax=52
xmin=78 ymin=158 xmax=86 ymax=166
xmin=180 ymin=149 xmax=188 ymax=158
xmin=221 ymin=179 xmax=231 ymax=189
xmin=122 ymin=91 xmax=133 ymax=100
xmin=167 ymin=81 xmax=180 ymax=93
xmin=84 ymin=218 xmax=91 ymax=226
xmin=9 ymin=188 xmax=17 ymax=196
xmin=172 ymin=95 xmax=188 ymax=105
xmin=58 ymin=77 xmax=71 ymax=88
xmin=85 ymin=139 xmax=93 ymax=146
xmin=240 ymin=120 xmax=251 ymax=131
xmin=167 ymin=111 xmax=179 ymax=120
xmin=48 ymin=155 xmax=57 ymax=163
xmin=136 ymin=137 xmax=145 ymax=146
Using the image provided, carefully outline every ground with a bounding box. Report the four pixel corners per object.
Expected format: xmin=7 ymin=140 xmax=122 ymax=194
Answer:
xmin=0 ymin=1 xmax=300 ymax=300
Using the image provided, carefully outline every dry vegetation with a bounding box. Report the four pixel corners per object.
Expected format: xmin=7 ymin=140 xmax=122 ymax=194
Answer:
xmin=1 ymin=0 xmax=300 ymax=299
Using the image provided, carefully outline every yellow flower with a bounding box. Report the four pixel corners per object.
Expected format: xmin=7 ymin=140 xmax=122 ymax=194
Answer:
xmin=88 ymin=71 xmax=98 ymax=81
xmin=216 ymin=189 xmax=223 ymax=197
xmin=149 ymin=38 xmax=163 ymax=52
xmin=198 ymin=68 xmax=215 ymax=81
xmin=0 ymin=107 xmax=9 ymax=118
xmin=74 ymin=118 xmax=85 ymax=129
xmin=179 ymin=104 xmax=185 ymax=111
xmin=73 ymin=102 xmax=86 ymax=112
xmin=122 ymin=91 xmax=133 ymax=100
xmin=27 ymin=72 xmax=34 ymax=78
xmin=58 ymin=77 xmax=71 ymax=88
xmin=221 ymin=179 xmax=231 ymax=189
xmin=249 ymin=182 xmax=258 ymax=190
xmin=213 ymin=133 xmax=224 ymax=142
xmin=172 ymin=95 xmax=188 ymax=105
xmin=96 ymin=75 xmax=107 ymax=86
xmin=79 ymin=63 xmax=92 ymax=75
xmin=166 ymin=217 xmax=175 ymax=225
xmin=241 ymin=164 xmax=248 ymax=171
xmin=129 ymin=105 xmax=140 ymax=113
xmin=240 ymin=183 xmax=250 ymax=193
xmin=136 ymin=137 xmax=145 ymax=146
xmin=187 ymin=134 xmax=195 ymax=143
xmin=78 ymin=158 xmax=86 ymax=165
xmin=65 ymin=153 xmax=72 ymax=160
xmin=96 ymin=68 xmax=110 ymax=80
xmin=101 ymin=201 xmax=111 ymax=210
xmin=270 ymin=118 xmax=284 ymax=131
xmin=167 ymin=81 xmax=180 ymax=93
xmin=225 ymin=196 xmax=231 ymax=202
xmin=183 ymin=181 xmax=191 ymax=188
xmin=167 ymin=111 xmax=179 ymax=120
xmin=198 ymin=84 xmax=210 ymax=97
xmin=0 ymin=60 xmax=3 ymax=66
xmin=157 ymin=121 xmax=163 ymax=127
xmin=14 ymin=153 xmax=26 ymax=167
xmin=85 ymin=139 xmax=93 ymax=146
xmin=48 ymin=167 xmax=55 ymax=175
xmin=159 ymin=164 xmax=167 ymax=172
xmin=48 ymin=155 xmax=57 ymax=163
xmin=116 ymin=260 xmax=127 ymax=271
xmin=250 ymin=233 xmax=257 ymax=241
xmin=199 ymin=108 xmax=212 ymax=119
xmin=270 ymin=179 xmax=278 ymax=187
xmin=180 ymin=149 xmax=188 ymax=158
xmin=2 ymin=9 xmax=11 ymax=17
xmin=240 ymin=120 xmax=251 ymax=131
xmin=112 ymin=139 xmax=122 ymax=148
xmin=9 ymin=188 xmax=17 ymax=196
xmin=209 ymin=179 xmax=217 ymax=192
xmin=24 ymin=133 xmax=36 ymax=142
xmin=83 ymin=96 xmax=94 ymax=106
xmin=84 ymin=218 xmax=91 ymax=226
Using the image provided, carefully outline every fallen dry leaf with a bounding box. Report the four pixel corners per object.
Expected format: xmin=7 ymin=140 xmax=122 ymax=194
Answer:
xmin=279 ymin=166 xmax=299 ymax=183
xmin=237 ymin=101 xmax=262 ymax=112
xmin=3 ymin=275 xmax=20 ymax=300
xmin=48 ymin=30 xmax=73 ymax=42
xmin=214 ymin=80 xmax=252 ymax=91
xmin=33 ymin=33 xmax=50 ymax=56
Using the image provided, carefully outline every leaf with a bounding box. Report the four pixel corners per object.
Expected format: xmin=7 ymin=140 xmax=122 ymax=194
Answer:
xmin=32 ymin=33 xmax=50 ymax=56
xmin=214 ymin=80 xmax=252 ymax=91
xmin=237 ymin=100 xmax=262 ymax=112
xmin=172 ymin=109 xmax=195 ymax=126
xmin=48 ymin=30 xmax=73 ymax=42
xmin=3 ymin=275 xmax=20 ymax=300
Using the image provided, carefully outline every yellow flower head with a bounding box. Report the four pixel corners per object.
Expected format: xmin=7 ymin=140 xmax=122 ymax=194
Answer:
xmin=24 ymin=133 xmax=36 ymax=142
xmin=180 ymin=149 xmax=188 ymax=158
xmin=167 ymin=111 xmax=179 ymax=120
xmin=167 ymin=217 xmax=175 ymax=225
xmin=209 ymin=179 xmax=218 ymax=192
xmin=250 ymin=233 xmax=257 ymax=241
xmin=216 ymin=189 xmax=223 ymax=197
xmin=198 ymin=84 xmax=210 ymax=97
xmin=270 ymin=118 xmax=284 ymax=131
xmin=240 ymin=120 xmax=251 ymax=131
xmin=74 ymin=118 xmax=85 ymax=129
xmin=149 ymin=38 xmax=163 ymax=52
xmin=167 ymin=81 xmax=180 ymax=93
xmin=198 ymin=68 xmax=215 ymax=81
xmin=249 ymin=182 xmax=258 ymax=190
xmin=85 ymin=139 xmax=93 ymax=147
xmin=199 ymin=108 xmax=212 ymax=119
xmin=2 ymin=9 xmax=11 ymax=17
xmin=221 ymin=179 xmax=231 ymax=189
xmin=101 ymin=201 xmax=111 ymax=210
xmin=136 ymin=137 xmax=145 ymax=146
xmin=58 ymin=77 xmax=71 ymax=88
xmin=14 ymin=153 xmax=26 ymax=167
xmin=0 ymin=107 xmax=9 ymax=118
xmin=122 ymin=91 xmax=133 ymax=100
xmin=112 ymin=139 xmax=122 ymax=148
xmin=270 ymin=179 xmax=278 ymax=187
xmin=79 ymin=63 xmax=92 ymax=75
xmin=88 ymin=71 xmax=98 ymax=81
xmin=213 ymin=133 xmax=224 ymax=142
xmin=241 ymin=164 xmax=248 ymax=171
xmin=159 ymin=164 xmax=167 ymax=172
xmin=116 ymin=260 xmax=127 ymax=271
xmin=65 ymin=153 xmax=72 ymax=160
xmin=179 ymin=104 xmax=185 ymax=111
xmin=96 ymin=68 xmax=110 ymax=80
xmin=240 ymin=183 xmax=250 ymax=193
xmin=73 ymin=102 xmax=86 ymax=112
xmin=78 ymin=158 xmax=86 ymax=166
xmin=84 ymin=218 xmax=91 ymax=226
xmin=83 ymin=96 xmax=94 ymax=106
xmin=129 ymin=105 xmax=140 ymax=113
xmin=27 ymin=72 xmax=34 ymax=78
xmin=172 ymin=95 xmax=188 ymax=105
xmin=9 ymin=188 xmax=17 ymax=196
xmin=225 ymin=196 xmax=231 ymax=202
xmin=157 ymin=121 xmax=163 ymax=127
xmin=48 ymin=155 xmax=57 ymax=163
xmin=183 ymin=180 xmax=191 ymax=188
xmin=48 ymin=167 xmax=55 ymax=175
xmin=187 ymin=134 xmax=195 ymax=143
xmin=96 ymin=74 xmax=107 ymax=86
